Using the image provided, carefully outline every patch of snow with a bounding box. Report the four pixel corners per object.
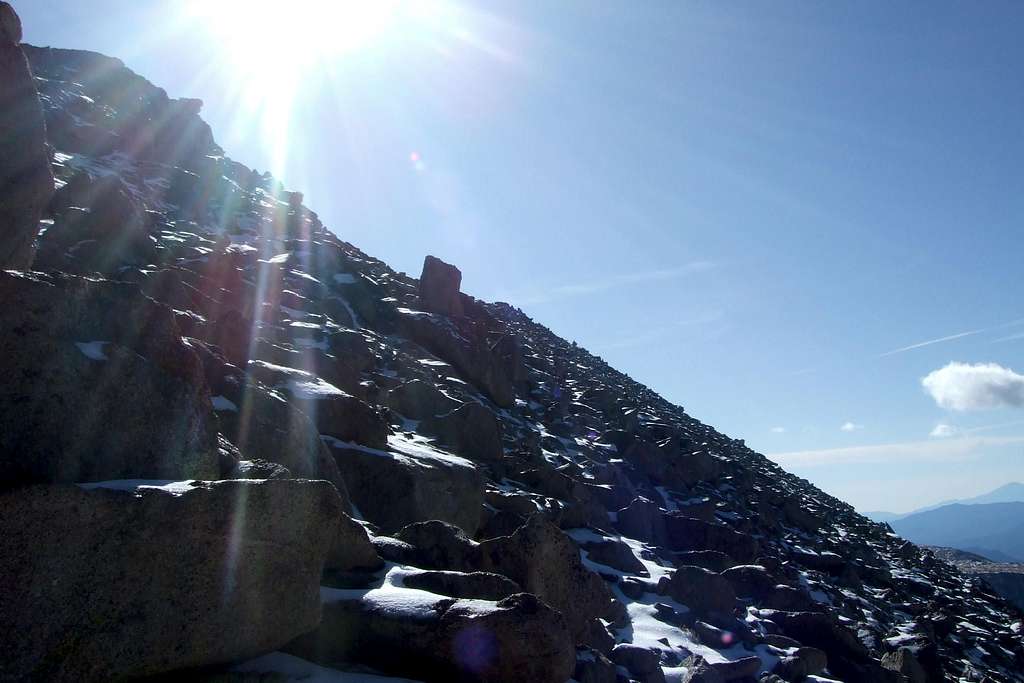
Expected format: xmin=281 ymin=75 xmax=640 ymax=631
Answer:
xmin=78 ymin=480 xmax=198 ymax=495
xmin=211 ymin=395 xmax=238 ymax=412
xmin=74 ymin=340 xmax=109 ymax=361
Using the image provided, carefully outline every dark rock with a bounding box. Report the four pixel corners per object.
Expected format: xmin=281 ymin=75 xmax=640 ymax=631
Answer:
xmin=394 ymin=520 xmax=482 ymax=570
xmin=325 ymin=512 xmax=383 ymax=573
xmin=386 ymin=378 xmax=458 ymax=419
xmin=478 ymin=515 xmax=625 ymax=643
xmin=582 ymin=538 xmax=649 ymax=576
xmin=418 ymin=254 xmax=464 ymax=316
xmin=0 ymin=271 xmax=220 ymax=484
xmin=421 ymin=401 xmax=504 ymax=463
xmin=611 ymin=643 xmax=665 ymax=683
xmin=674 ymin=550 xmax=736 ymax=572
xmin=0 ymin=480 xmax=341 ymax=681
xmin=881 ymin=647 xmax=928 ymax=683
xmin=229 ymin=459 xmax=292 ymax=479
xmin=773 ymin=646 xmax=828 ymax=681
xmin=402 ymin=569 xmax=520 ymax=600
xmin=575 ymin=648 xmax=618 ymax=683
xmin=660 ymin=565 xmax=736 ymax=616
xmin=0 ymin=1 xmax=52 ymax=269
xmin=330 ymin=442 xmax=483 ymax=534
xmin=615 ymin=497 xmax=669 ymax=545
xmin=287 ymin=590 xmax=575 ymax=683
xmin=664 ymin=513 xmax=758 ymax=563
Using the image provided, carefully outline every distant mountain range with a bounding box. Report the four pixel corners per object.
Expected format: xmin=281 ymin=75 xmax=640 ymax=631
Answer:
xmin=864 ymin=483 xmax=1024 ymax=562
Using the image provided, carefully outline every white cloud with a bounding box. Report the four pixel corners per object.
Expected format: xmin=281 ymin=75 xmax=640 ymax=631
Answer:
xmin=840 ymin=421 xmax=863 ymax=432
xmin=767 ymin=435 xmax=1024 ymax=468
xmin=922 ymin=362 xmax=1024 ymax=411
xmin=930 ymin=423 xmax=957 ymax=438
xmin=770 ymin=426 xmax=786 ymax=434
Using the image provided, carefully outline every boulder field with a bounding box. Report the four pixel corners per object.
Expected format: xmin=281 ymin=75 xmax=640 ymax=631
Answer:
xmin=0 ymin=3 xmax=1022 ymax=681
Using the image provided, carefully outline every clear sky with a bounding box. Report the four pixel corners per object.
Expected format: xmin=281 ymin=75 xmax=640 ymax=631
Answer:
xmin=19 ymin=1 xmax=1024 ymax=513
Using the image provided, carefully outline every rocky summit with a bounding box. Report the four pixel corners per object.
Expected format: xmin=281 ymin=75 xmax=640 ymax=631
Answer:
xmin=1 ymin=4 xmax=1022 ymax=682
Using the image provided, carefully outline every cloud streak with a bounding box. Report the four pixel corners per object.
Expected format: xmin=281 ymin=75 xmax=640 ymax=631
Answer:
xmin=507 ymin=261 xmax=716 ymax=306
xmin=922 ymin=362 xmax=1024 ymax=411
xmin=767 ymin=435 xmax=1024 ymax=467
xmin=878 ymin=317 xmax=1024 ymax=357
xmin=840 ymin=421 xmax=863 ymax=432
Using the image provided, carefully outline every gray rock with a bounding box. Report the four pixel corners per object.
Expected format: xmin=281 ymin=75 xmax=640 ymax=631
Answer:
xmin=421 ymin=401 xmax=504 ymax=463
xmin=0 ymin=1 xmax=52 ymax=269
xmin=287 ymin=590 xmax=574 ymax=683
xmin=418 ymin=254 xmax=464 ymax=316
xmin=402 ymin=569 xmax=520 ymax=600
xmin=0 ymin=479 xmax=342 ymax=681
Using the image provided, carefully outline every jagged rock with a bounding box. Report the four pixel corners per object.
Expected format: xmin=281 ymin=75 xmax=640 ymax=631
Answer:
xmin=0 ymin=271 xmax=221 ymax=484
xmin=394 ymin=519 xmax=482 ymax=570
xmin=0 ymin=2 xmax=52 ymax=269
xmin=247 ymin=359 xmax=389 ymax=448
xmin=881 ymin=647 xmax=928 ymax=683
xmin=324 ymin=512 xmax=383 ymax=573
xmin=660 ymin=565 xmax=736 ymax=617
xmin=217 ymin=383 xmax=351 ymax=508
xmin=615 ymin=496 xmax=669 ymax=545
xmin=478 ymin=515 xmax=625 ymax=644
xmin=582 ymin=538 xmax=649 ymax=576
xmin=664 ymin=513 xmax=759 ymax=564
xmin=402 ymin=569 xmax=520 ymax=600
xmin=0 ymin=479 xmax=341 ymax=681
xmin=611 ymin=644 xmax=666 ymax=683
xmin=421 ymin=401 xmax=504 ymax=463
xmin=397 ymin=309 xmax=516 ymax=408
xmin=418 ymin=254 xmax=464 ymax=316
xmin=229 ymin=459 xmax=292 ymax=479
xmin=773 ymin=646 xmax=828 ymax=681
xmin=386 ymin=378 xmax=458 ymax=419
xmin=575 ymin=648 xmax=618 ymax=683
xmin=673 ymin=550 xmax=736 ymax=572
xmin=681 ymin=657 xmax=724 ymax=683
xmin=38 ymin=174 xmax=154 ymax=273
xmin=329 ymin=442 xmax=483 ymax=534
xmin=287 ymin=590 xmax=575 ymax=683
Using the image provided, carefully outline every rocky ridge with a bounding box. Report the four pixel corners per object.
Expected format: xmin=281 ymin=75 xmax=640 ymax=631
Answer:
xmin=1 ymin=8 xmax=1023 ymax=682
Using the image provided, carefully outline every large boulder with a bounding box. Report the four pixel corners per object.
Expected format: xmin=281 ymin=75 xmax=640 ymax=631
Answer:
xmin=418 ymin=254 xmax=464 ymax=316
xmin=0 ymin=2 xmax=53 ymax=269
xmin=421 ymin=401 xmax=504 ymax=463
xmin=0 ymin=479 xmax=342 ymax=681
xmin=664 ymin=513 xmax=758 ymax=564
xmin=216 ymin=382 xmax=351 ymax=510
xmin=247 ymin=359 xmax=389 ymax=448
xmin=329 ymin=440 xmax=483 ymax=534
xmin=477 ymin=515 xmax=625 ymax=644
xmin=288 ymin=589 xmax=575 ymax=683
xmin=659 ymin=565 xmax=736 ymax=617
xmin=0 ymin=271 xmax=221 ymax=484
xmin=386 ymin=378 xmax=458 ymax=419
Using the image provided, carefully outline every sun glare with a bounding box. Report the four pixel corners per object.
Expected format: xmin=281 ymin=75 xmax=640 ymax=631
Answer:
xmin=191 ymin=0 xmax=405 ymax=77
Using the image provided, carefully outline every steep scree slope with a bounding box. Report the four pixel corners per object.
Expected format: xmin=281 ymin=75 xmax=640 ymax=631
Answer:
xmin=2 ymin=33 xmax=1023 ymax=683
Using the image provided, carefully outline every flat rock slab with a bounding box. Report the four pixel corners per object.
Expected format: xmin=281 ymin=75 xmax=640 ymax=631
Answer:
xmin=0 ymin=479 xmax=342 ymax=681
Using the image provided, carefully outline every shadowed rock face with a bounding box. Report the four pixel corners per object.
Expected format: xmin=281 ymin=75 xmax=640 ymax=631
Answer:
xmin=0 ymin=480 xmax=342 ymax=682
xmin=0 ymin=2 xmax=53 ymax=269
xmin=419 ymin=254 xmax=464 ymax=316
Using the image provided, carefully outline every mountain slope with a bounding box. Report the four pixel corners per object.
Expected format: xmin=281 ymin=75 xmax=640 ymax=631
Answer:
xmin=1 ymin=13 xmax=1022 ymax=683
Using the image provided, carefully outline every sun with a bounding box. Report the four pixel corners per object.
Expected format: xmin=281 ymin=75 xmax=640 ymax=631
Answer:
xmin=189 ymin=0 xmax=404 ymax=79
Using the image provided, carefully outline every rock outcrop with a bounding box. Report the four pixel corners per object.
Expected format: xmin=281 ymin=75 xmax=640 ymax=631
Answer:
xmin=0 ymin=479 xmax=342 ymax=681
xmin=0 ymin=2 xmax=52 ymax=269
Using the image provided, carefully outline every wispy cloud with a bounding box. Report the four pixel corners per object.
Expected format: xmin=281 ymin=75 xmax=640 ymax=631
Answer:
xmin=922 ymin=362 xmax=1024 ymax=411
xmin=994 ymin=331 xmax=1024 ymax=344
xmin=840 ymin=421 xmax=863 ymax=432
xmin=767 ymin=435 xmax=1024 ymax=467
xmin=930 ymin=423 xmax=957 ymax=438
xmin=878 ymin=317 xmax=1024 ymax=357
xmin=770 ymin=426 xmax=786 ymax=434
xmin=506 ymin=261 xmax=716 ymax=306
xmin=592 ymin=311 xmax=725 ymax=351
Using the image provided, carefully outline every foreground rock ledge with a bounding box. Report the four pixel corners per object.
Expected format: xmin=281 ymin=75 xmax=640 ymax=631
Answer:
xmin=0 ymin=479 xmax=342 ymax=681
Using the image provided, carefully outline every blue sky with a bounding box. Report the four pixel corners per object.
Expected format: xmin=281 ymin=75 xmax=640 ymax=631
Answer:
xmin=20 ymin=1 xmax=1024 ymax=512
